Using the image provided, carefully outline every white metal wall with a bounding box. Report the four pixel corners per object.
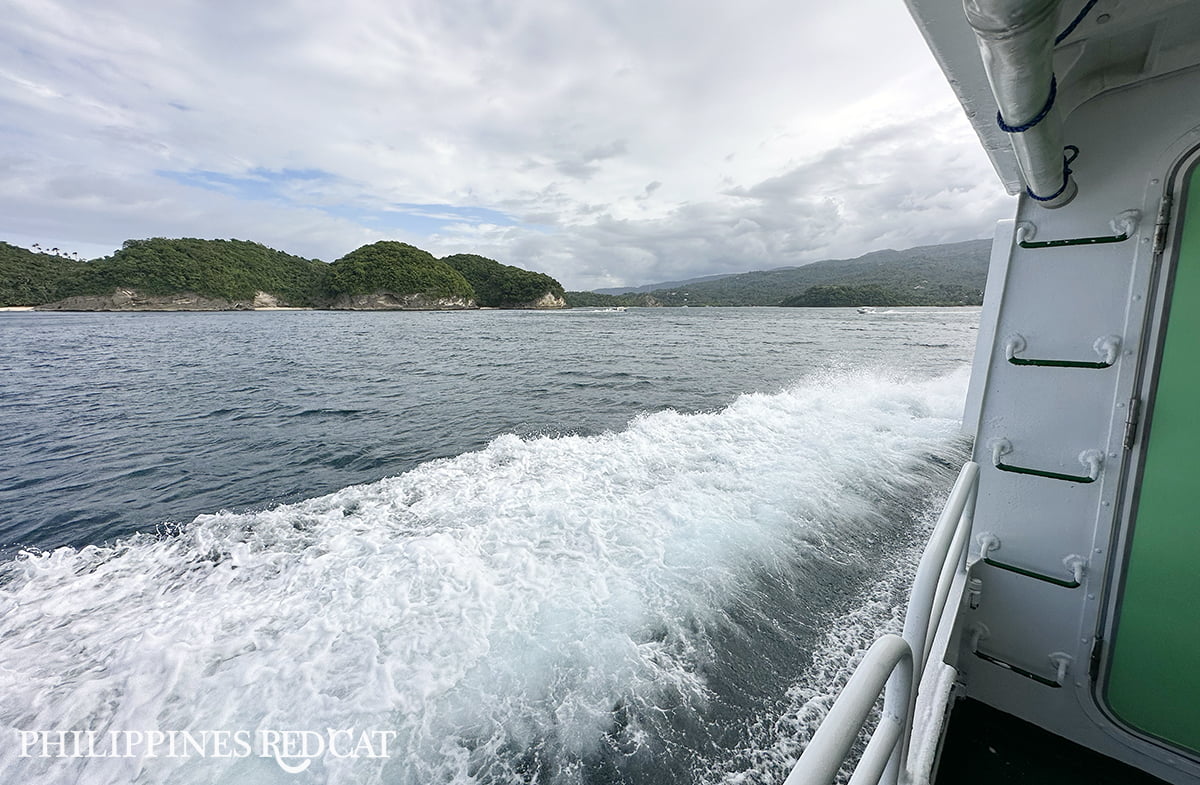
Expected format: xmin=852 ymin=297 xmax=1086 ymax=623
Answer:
xmin=957 ymin=64 xmax=1200 ymax=784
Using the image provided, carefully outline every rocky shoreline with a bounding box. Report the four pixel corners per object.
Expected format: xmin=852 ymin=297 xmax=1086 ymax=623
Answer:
xmin=28 ymin=289 xmax=568 ymax=312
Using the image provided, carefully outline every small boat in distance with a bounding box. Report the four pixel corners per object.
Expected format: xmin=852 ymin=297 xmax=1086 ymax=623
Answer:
xmin=856 ymin=306 xmax=876 ymax=314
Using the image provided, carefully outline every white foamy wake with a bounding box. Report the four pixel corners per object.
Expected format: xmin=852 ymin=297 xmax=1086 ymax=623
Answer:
xmin=709 ymin=509 xmax=932 ymax=785
xmin=0 ymin=369 xmax=969 ymax=784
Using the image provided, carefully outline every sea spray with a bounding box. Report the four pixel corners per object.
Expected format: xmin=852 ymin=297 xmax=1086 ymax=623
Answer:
xmin=0 ymin=369 xmax=970 ymax=784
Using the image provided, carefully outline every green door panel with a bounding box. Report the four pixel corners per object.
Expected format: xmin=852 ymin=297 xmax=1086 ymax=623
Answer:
xmin=1107 ymin=161 xmax=1200 ymax=755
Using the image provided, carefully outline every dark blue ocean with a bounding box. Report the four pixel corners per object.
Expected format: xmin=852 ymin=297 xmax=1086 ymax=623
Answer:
xmin=0 ymin=307 xmax=978 ymax=784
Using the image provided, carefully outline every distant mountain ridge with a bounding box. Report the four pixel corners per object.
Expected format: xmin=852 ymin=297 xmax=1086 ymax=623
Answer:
xmin=594 ymin=271 xmax=744 ymax=296
xmin=581 ymin=239 xmax=991 ymax=307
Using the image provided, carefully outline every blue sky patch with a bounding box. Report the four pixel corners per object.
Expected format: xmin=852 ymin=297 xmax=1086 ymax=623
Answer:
xmin=158 ymin=169 xmax=338 ymax=201
xmin=157 ymin=167 xmax=335 ymax=201
xmin=316 ymin=202 xmax=522 ymax=235
xmin=158 ymin=168 xmax=523 ymax=235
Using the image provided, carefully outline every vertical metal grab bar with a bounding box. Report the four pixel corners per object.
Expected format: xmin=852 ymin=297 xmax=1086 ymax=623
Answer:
xmin=783 ymin=461 xmax=980 ymax=785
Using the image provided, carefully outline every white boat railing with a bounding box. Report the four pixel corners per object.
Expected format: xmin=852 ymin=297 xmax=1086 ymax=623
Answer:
xmin=783 ymin=461 xmax=980 ymax=785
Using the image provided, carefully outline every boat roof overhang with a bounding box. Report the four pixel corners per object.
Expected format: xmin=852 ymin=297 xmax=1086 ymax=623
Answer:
xmin=905 ymin=0 xmax=1200 ymax=197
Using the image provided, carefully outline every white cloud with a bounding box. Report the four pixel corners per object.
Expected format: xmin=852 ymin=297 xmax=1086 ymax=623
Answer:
xmin=0 ymin=0 xmax=1014 ymax=288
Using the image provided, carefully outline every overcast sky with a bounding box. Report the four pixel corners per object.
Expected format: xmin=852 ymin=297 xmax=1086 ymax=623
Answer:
xmin=1 ymin=0 xmax=1014 ymax=290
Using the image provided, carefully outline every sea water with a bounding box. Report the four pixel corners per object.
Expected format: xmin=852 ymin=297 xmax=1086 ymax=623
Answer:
xmin=0 ymin=307 xmax=979 ymax=784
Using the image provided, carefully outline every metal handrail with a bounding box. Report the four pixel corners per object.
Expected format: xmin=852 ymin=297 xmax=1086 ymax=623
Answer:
xmin=784 ymin=461 xmax=980 ymax=785
xmin=783 ymin=635 xmax=913 ymax=785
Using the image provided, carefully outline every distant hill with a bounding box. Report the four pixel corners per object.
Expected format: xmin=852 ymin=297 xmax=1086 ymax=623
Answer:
xmin=594 ymin=239 xmax=991 ymax=307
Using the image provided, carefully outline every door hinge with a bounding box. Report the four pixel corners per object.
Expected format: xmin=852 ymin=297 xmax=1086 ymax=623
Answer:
xmin=1152 ymin=193 xmax=1173 ymax=257
xmin=1089 ymin=636 xmax=1105 ymax=683
xmin=1123 ymin=397 xmax=1142 ymax=450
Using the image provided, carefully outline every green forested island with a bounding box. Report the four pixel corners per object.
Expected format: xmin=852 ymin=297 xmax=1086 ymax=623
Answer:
xmin=778 ymin=283 xmax=982 ymax=307
xmin=0 ymin=238 xmax=566 ymax=310
xmin=2 ymin=236 xmax=987 ymax=310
